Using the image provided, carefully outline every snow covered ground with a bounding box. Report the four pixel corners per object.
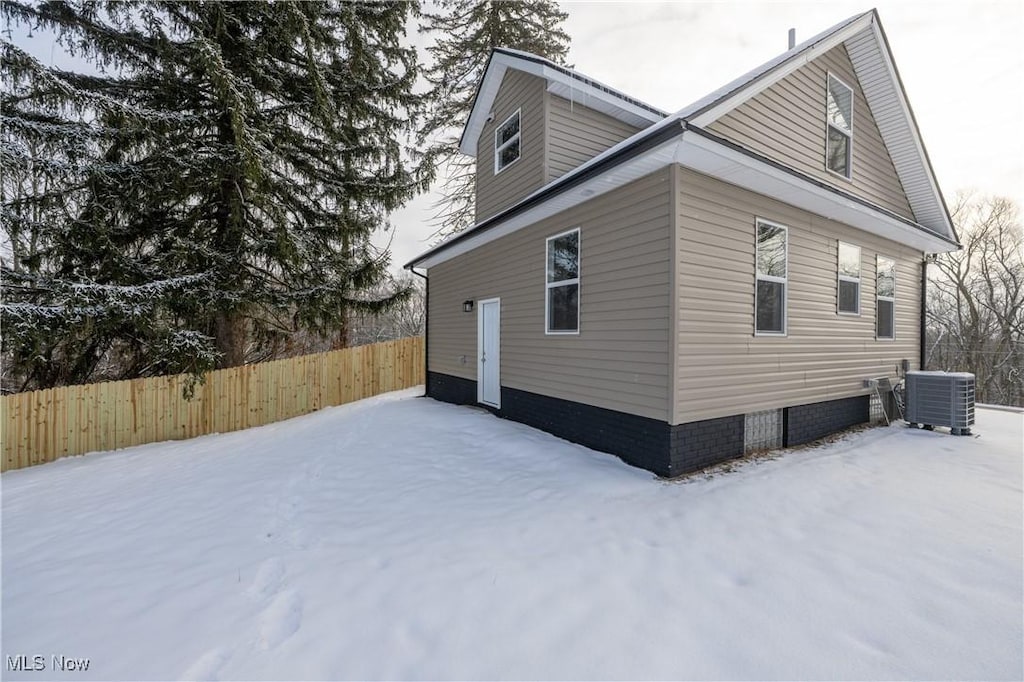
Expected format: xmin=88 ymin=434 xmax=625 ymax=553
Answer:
xmin=2 ymin=388 xmax=1021 ymax=681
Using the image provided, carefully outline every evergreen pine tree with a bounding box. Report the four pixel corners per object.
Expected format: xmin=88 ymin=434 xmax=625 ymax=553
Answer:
xmin=1 ymin=9 xmax=216 ymax=389
xmin=2 ymin=1 xmax=427 ymax=389
xmin=419 ymin=0 xmax=570 ymax=237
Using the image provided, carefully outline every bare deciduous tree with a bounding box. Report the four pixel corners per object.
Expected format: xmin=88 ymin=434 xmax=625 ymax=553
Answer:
xmin=927 ymin=193 xmax=1023 ymax=406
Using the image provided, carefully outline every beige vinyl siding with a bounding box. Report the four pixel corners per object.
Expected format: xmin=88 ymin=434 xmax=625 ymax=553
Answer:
xmin=475 ymin=70 xmax=547 ymax=223
xmin=430 ymin=168 xmax=673 ymax=420
xmin=546 ymin=94 xmax=641 ymax=181
xmin=673 ymin=167 xmax=922 ymax=424
xmin=708 ymin=44 xmax=915 ymax=221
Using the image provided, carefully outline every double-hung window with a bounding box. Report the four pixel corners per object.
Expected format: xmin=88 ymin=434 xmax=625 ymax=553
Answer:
xmin=826 ymin=73 xmax=853 ymax=178
xmin=546 ymin=228 xmax=579 ymax=334
xmin=876 ymin=256 xmax=896 ymax=339
xmin=755 ymin=219 xmax=788 ymax=335
xmin=837 ymin=241 xmax=861 ymax=314
xmin=494 ymin=109 xmax=521 ymax=174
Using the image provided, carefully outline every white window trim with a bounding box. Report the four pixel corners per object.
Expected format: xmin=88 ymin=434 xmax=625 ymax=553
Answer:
xmin=837 ymin=241 xmax=861 ymax=316
xmin=825 ymin=72 xmax=854 ymax=181
xmin=754 ymin=218 xmax=788 ymax=337
xmin=545 ymin=227 xmax=580 ymax=335
xmin=493 ymin=108 xmax=522 ymax=176
xmin=876 ymin=255 xmax=896 ymax=341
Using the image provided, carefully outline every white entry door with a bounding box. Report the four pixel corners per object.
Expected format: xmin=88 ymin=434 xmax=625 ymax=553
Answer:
xmin=477 ymin=298 xmax=501 ymax=408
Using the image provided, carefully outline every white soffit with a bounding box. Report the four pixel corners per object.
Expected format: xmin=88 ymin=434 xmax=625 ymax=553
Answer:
xmin=460 ymin=51 xmax=665 ymax=157
xmin=679 ymin=132 xmax=958 ymax=254
xmin=415 ymin=139 xmax=681 ymax=269
xmin=845 ymin=24 xmax=954 ymax=238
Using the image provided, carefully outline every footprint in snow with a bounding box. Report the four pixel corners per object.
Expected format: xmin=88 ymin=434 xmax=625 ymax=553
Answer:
xmin=258 ymin=589 xmax=303 ymax=650
xmin=245 ymin=557 xmax=286 ymax=600
xmin=180 ymin=645 xmax=232 ymax=681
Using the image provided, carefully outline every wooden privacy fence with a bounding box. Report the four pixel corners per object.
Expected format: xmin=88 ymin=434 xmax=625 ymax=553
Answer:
xmin=0 ymin=336 xmax=424 ymax=472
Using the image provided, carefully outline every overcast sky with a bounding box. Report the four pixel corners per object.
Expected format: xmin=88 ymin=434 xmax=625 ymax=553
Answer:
xmin=388 ymin=0 xmax=1024 ymax=272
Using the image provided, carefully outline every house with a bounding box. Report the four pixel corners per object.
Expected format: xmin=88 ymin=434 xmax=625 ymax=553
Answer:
xmin=405 ymin=10 xmax=960 ymax=477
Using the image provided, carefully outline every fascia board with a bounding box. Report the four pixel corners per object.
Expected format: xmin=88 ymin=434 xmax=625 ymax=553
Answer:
xmin=863 ymin=18 xmax=956 ymax=241
xmin=459 ymin=54 xmax=532 ymax=156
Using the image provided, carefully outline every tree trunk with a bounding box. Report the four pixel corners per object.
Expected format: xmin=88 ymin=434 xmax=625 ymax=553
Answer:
xmin=214 ymin=311 xmax=246 ymax=367
xmin=212 ymin=99 xmax=247 ymax=366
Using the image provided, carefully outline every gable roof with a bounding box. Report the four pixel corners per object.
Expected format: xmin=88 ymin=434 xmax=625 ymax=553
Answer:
xmin=458 ymin=48 xmax=667 ymax=156
xmin=411 ymin=10 xmax=958 ymax=270
xmin=685 ymin=9 xmax=955 ymax=241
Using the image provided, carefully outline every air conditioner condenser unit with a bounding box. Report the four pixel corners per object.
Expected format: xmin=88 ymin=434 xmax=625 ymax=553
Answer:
xmin=904 ymin=371 xmax=975 ymax=435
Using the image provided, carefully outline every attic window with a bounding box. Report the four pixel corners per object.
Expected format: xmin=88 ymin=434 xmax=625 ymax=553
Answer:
xmin=494 ymin=109 xmax=521 ymax=174
xmin=825 ymin=73 xmax=853 ymax=178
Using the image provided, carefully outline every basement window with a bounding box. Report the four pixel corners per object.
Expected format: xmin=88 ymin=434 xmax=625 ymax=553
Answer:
xmin=837 ymin=241 xmax=861 ymax=314
xmin=494 ymin=109 xmax=521 ymax=174
xmin=826 ymin=73 xmax=853 ymax=178
xmin=546 ymin=228 xmax=579 ymax=334
xmin=876 ymin=256 xmax=896 ymax=339
xmin=755 ymin=219 xmax=788 ymax=335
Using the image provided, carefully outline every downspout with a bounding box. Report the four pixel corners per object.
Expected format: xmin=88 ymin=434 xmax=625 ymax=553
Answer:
xmin=409 ymin=266 xmax=429 ymax=396
xmin=919 ymin=256 xmax=928 ymax=370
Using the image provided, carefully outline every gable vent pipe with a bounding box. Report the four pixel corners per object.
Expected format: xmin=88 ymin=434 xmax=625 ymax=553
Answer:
xmin=788 ymin=28 xmax=796 ymax=50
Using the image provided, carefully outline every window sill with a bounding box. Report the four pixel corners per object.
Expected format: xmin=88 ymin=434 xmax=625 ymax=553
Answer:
xmin=826 ymin=167 xmax=853 ymax=183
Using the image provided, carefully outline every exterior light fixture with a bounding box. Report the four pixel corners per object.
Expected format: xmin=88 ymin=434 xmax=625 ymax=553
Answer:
xmin=463 ymin=300 xmax=474 ymax=313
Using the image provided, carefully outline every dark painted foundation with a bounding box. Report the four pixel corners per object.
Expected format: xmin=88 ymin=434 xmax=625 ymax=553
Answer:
xmin=427 ymin=372 xmax=871 ymax=477
xmin=426 ymin=371 xmax=477 ymax=406
xmin=668 ymin=415 xmax=745 ymax=476
xmin=501 ymin=384 xmax=673 ymax=475
xmin=784 ymin=395 xmax=870 ymax=446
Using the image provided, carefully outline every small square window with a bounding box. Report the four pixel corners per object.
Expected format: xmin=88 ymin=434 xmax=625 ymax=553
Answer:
xmin=494 ymin=110 xmax=521 ymax=174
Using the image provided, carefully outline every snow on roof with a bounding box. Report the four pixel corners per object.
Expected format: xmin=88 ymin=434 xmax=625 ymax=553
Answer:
xmin=459 ymin=49 xmax=667 ymax=156
xmin=492 ymin=47 xmax=669 ymax=118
